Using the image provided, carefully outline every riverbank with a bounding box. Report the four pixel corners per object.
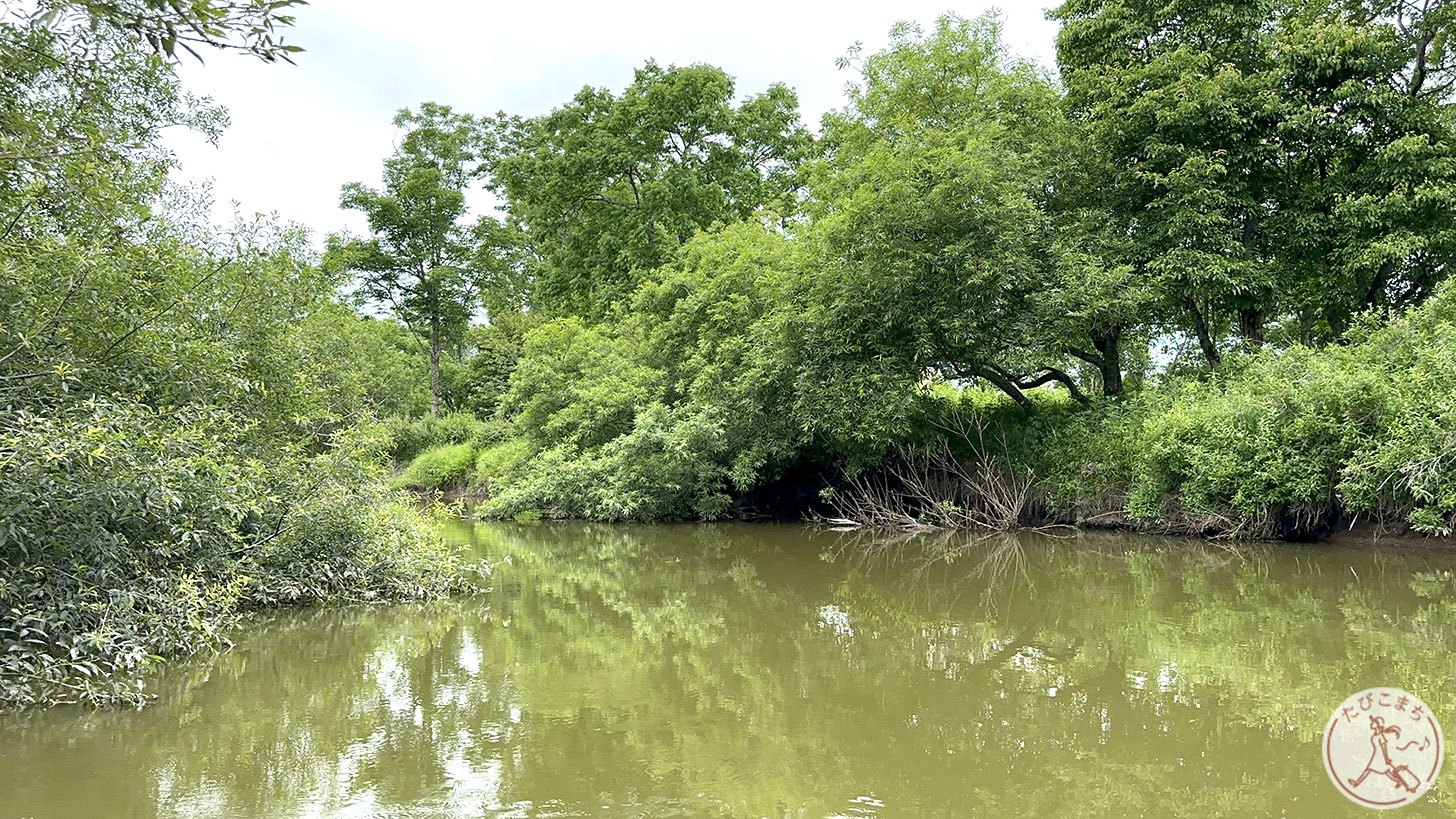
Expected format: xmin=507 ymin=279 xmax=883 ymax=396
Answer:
xmin=0 ymin=417 xmax=476 ymax=710
xmin=384 ymin=280 xmax=1456 ymax=541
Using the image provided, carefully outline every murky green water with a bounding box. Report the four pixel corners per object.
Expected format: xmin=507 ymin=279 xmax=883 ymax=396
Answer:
xmin=4 ymin=524 xmax=1456 ymax=817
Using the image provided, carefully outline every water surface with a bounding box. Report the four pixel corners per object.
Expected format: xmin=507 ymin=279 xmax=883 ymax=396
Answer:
xmin=4 ymin=523 xmax=1456 ymax=817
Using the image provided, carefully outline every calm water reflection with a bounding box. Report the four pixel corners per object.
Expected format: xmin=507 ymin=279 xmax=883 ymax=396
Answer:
xmin=4 ymin=523 xmax=1456 ymax=817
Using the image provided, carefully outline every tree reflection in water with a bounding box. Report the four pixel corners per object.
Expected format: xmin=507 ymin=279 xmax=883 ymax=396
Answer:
xmin=2 ymin=523 xmax=1455 ymax=817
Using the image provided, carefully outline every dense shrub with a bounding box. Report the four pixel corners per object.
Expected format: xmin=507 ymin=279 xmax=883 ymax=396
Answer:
xmin=821 ymin=300 xmax=1455 ymax=538
xmin=995 ymin=285 xmax=1456 ymax=537
xmin=473 ymin=438 xmax=531 ymax=487
xmin=391 ymin=442 xmax=479 ymax=491
xmin=384 ymin=412 xmax=499 ymax=464
xmin=480 ymin=404 xmax=735 ymax=521
xmin=1078 ymin=358 xmax=1369 ymax=535
xmin=0 ymin=403 xmax=469 ymax=709
xmin=1337 ymin=289 xmax=1456 ymax=534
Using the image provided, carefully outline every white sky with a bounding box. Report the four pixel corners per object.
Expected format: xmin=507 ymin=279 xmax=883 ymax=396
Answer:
xmin=167 ymin=0 xmax=1061 ymax=243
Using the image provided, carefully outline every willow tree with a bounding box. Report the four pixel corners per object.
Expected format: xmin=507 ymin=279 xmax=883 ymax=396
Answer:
xmin=29 ymin=0 xmax=306 ymax=62
xmin=327 ymin=103 xmax=483 ymax=416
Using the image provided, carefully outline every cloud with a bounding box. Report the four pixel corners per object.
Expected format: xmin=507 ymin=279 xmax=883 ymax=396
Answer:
xmin=166 ymin=0 xmax=1060 ymax=243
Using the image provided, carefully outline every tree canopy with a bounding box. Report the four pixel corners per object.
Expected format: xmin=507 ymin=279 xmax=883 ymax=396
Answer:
xmin=488 ymin=62 xmax=814 ymax=316
xmin=326 ymin=104 xmax=487 ymax=416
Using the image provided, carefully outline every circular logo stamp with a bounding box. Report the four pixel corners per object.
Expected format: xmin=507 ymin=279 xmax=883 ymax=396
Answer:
xmin=1324 ymin=688 xmax=1443 ymax=809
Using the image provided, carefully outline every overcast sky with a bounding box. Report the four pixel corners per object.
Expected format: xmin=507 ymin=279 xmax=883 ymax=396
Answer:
xmin=167 ymin=0 xmax=1061 ymax=243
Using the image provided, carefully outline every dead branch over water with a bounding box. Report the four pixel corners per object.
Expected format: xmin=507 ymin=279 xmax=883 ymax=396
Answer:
xmin=817 ymin=414 xmax=1047 ymax=531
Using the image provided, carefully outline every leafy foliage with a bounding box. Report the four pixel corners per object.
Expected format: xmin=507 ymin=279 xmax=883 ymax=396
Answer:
xmin=488 ymin=62 xmax=814 ymax=316
xmin=289 ymin=306 xmax=430 ymax=419
xmin=0 ymin=16 xmax=469 ymax=709
xmin=803 ymin=15 xmax=1085 ymax=409
xmin=31 ymin=0 xmax=308 ymax=62
xmin=384 ymin=411 xmax=495 ymax=464
xmin=451 ymin=312 xmax=539 ymax=419
xmin=390 ymin=442 xmax=478 ymax=492
xmin=326 ymin=103 xmax=489 ymax=416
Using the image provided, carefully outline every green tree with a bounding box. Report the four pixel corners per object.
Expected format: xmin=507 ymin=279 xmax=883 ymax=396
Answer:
xmin=290 ymin=306 xmax=430 ymax=419
xmin=488 ymin=62 xmax=814 ymax=316
xmin=800 ymin=14 xmax=1087 ymax=410
xmin=470 ymin=216 xmax=535 ymax=320
xmin=31 ymin=0 xmax=307 ymax=62
xmin=327 ymin=103 xmax=485 ymax=416
xmin=632 ymin=221 xmax=809 ymax=489
xmin=1053 ymin=0 xmax=1456 ymax=358
xmin=1380 ymin=0 xmax=1456 ymax=100
xmin=1040 ymin=117 xmax=1154 ymax=398
xmin=0 ymin=20 xmax=219 ymax=405
xmin=455 ymin=312 xmax=539 ymax=420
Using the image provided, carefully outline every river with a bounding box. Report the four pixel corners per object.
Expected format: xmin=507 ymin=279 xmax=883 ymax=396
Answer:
xmin=3 ymin=522 xmax=1455 ymax=817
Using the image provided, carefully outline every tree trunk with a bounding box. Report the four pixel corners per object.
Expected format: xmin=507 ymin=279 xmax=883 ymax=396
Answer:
xmin=428 ymin=312 xmax=442 ymax=417
xmin=1067 ymin=337 xmax=1121 ymax=398
xmin=1363 ymin=266 xmax=1390 ymax=313
xmin=1094 ymin=329 xmax=1123 ymax=398
xmin=973 ymin=365 xmax=1032 ymax=409
xmin=1237 ymin=307 xmax=1264 ymax=349
xmin=1184 ymin=298 xmax=1221 ymax=366
xmin=1409 ymin=28 xmax=1435 ymax=98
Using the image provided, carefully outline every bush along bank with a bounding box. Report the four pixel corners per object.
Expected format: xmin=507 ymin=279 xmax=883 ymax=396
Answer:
xmin=398 ymin=281 xmax=1456 ymax=541
xmin=1055 ymin=290 xmax=1454 ymax=539
xmin=382 ymin=413 xmax=503 ymax=501
xmin=813 ymin=285 xmax=1456 ymax=540
xmin=0 ymin=411 xmax=475 ymax=710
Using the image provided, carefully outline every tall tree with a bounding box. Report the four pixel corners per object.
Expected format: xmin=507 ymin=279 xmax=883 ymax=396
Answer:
xmin=488 ymin=62 xmax=814 ymax=316
xmin=1053 ymin=0 xmax=1456 ymax=358
xmin=326 ymin=103 xmax=483 ymax=416
xmin=798 ymin=14 xmax=1095 ymax=409
xmin=1042 ymin=124 xmax=1152 ymax=398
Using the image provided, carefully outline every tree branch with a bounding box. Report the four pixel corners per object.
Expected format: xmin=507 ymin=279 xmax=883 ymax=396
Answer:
xmin=1012 ymin=367 xmax=1090 ymax=404
xmin=972 ymin=364 xmax=1031 ymax=409
xmin=93 ymin=258 xmax=232 ymax=365
xmin=1064 ymin=346 xmax=1105 ymax=368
